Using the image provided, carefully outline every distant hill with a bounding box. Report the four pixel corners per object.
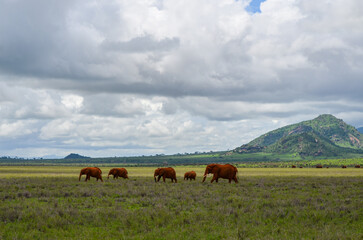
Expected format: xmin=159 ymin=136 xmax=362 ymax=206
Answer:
xmin=64 ymin=153 xmax=90 ymax=159
xmin=234 ymin=114 xmax=363 ymax=157
xmin=358 ymin=127 xmax=363 ymax=134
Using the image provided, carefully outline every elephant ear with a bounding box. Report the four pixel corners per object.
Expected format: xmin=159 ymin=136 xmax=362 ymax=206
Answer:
xmin=211 ymin=165 xmax=220 ymax=173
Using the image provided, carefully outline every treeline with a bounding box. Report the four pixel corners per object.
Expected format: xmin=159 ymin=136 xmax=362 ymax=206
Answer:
xmin=0 ymin=152 xmax=267 ymax=165
xmin=1 ymin=152 xmax=362 ymax=166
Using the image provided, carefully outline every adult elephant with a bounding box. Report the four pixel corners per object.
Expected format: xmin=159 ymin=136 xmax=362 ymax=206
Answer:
xmin=184 ymin=171 xmax=196 ymax=181
xmin=79 ymin=167 xmax=103 ymax=182
xmin=202 ymin=164 xmax=238 ymax=183
xmin=154 ymin=167 xmax=177 ymax=183
xmin=108 ymin=168 xmax=128 ymax=179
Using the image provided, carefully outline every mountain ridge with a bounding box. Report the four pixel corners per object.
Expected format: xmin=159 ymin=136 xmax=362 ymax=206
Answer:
xmin=235 ymin=114 xmax=363 ymax=157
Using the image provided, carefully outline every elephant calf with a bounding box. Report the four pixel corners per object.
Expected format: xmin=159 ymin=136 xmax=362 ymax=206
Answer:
xmin=184 ymin=171 xmax=196 ymax=181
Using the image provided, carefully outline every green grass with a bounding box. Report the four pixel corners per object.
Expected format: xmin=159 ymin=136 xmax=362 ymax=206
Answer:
xmin=0 ymin=167 xmax=362 ymax=239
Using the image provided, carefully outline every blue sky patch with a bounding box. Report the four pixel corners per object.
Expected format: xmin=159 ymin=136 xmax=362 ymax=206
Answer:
xmin=245 ymin=0 xmax=266 ymax=13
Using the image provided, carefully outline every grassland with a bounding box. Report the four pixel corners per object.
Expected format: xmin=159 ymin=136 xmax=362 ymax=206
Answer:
xmin=0 ymin=166 xmax=362 ymax=239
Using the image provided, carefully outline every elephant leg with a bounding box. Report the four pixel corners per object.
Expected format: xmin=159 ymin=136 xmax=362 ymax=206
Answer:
xmin=163 ymin=176 xmax=166 ymax=182
xmin=157 ymin=176 xmax=162 ymax=182
xmin=211 ymin=177 xmax=216 ymax=183
xmin=229 ymin=178 xmax=232 ymax=183
xmin=211 ymin=173 xmax=217 ymax=183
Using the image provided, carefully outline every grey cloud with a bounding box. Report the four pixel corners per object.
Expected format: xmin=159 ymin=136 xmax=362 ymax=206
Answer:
xmin=81 ymin=94 xmax=147 ymax=118
xmin=0 ymin=0 xmax=74 ymax=77
xmin=0 ymin=0 xmax=362 ymax=106
xmin=102 ymin=35 xmax=180 ymax=53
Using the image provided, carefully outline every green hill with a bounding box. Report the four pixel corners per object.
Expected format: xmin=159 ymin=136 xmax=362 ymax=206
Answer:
xmin=64 ymin=153 xmax=90 ymax=159
xmin=235 ymin=114 xmax=363 ymax=157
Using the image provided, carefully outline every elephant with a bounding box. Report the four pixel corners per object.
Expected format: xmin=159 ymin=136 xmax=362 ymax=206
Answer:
xmin=184 ymin=171 xmax=196 ymax=181
xmin=79 ymin=167 xmax=103 ymax=182
xmin=108 ymin=168 xmax=128 ymax=179
xmin=154 ymin=167 xmax=177 ymax=183
xmin=202 ymin=164 xmax=238 ymax=183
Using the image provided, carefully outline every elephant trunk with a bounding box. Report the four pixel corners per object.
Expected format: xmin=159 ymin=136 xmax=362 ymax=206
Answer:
xmin=202 ymin=168 xmax=209 ymax=182
xmin=202 ymin=175 xmax=207 ymax=182
xmin=79 ymin=172 xmax=82 ymax=181
xmin=107 ymin=173 xmax=110 ymax=179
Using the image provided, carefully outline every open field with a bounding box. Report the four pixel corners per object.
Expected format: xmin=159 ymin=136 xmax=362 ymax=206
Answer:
xmin=0 ymin=166 xmax=362 ymax=239
xmin=0 ymin=166 xmax=363 ymax=178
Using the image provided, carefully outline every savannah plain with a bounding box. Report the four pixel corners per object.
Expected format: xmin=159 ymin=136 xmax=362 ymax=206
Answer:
xmin=0 ymin=165 xmax=362 ymax=239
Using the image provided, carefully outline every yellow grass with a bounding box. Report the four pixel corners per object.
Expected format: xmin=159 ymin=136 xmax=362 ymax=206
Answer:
xmin=0 ymin=166 xmax=362 ymax=178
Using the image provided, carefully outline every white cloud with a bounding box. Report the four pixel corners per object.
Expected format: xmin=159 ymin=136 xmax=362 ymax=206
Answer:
xmin=61 ymin=94 xmax=84 ymax=110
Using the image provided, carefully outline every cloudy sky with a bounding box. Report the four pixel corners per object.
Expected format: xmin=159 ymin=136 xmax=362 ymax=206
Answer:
xmin=0 ymin=0 xmax=363 ymax=158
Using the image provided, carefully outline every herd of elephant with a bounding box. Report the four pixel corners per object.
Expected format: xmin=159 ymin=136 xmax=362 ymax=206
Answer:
xmin=79 ymin=163 xmax=239 ymax=183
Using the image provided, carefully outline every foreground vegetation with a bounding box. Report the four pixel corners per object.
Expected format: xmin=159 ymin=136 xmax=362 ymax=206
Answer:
xmin=0 ymin=167 xmax=362 ymax=239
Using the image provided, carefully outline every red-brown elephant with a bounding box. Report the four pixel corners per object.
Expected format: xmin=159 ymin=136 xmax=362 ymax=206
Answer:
xmin=154 ymin=167 xmax=177 ymax=183
xmin=202 ymin=164 xmax=238 ymax=183
xmin=108 ymin=168 xmax=128 ymax=179
xmin=184 ymin=171 xmax=196 ymax=181
xmin=79 ymin=167 xmax=103 ymax=182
